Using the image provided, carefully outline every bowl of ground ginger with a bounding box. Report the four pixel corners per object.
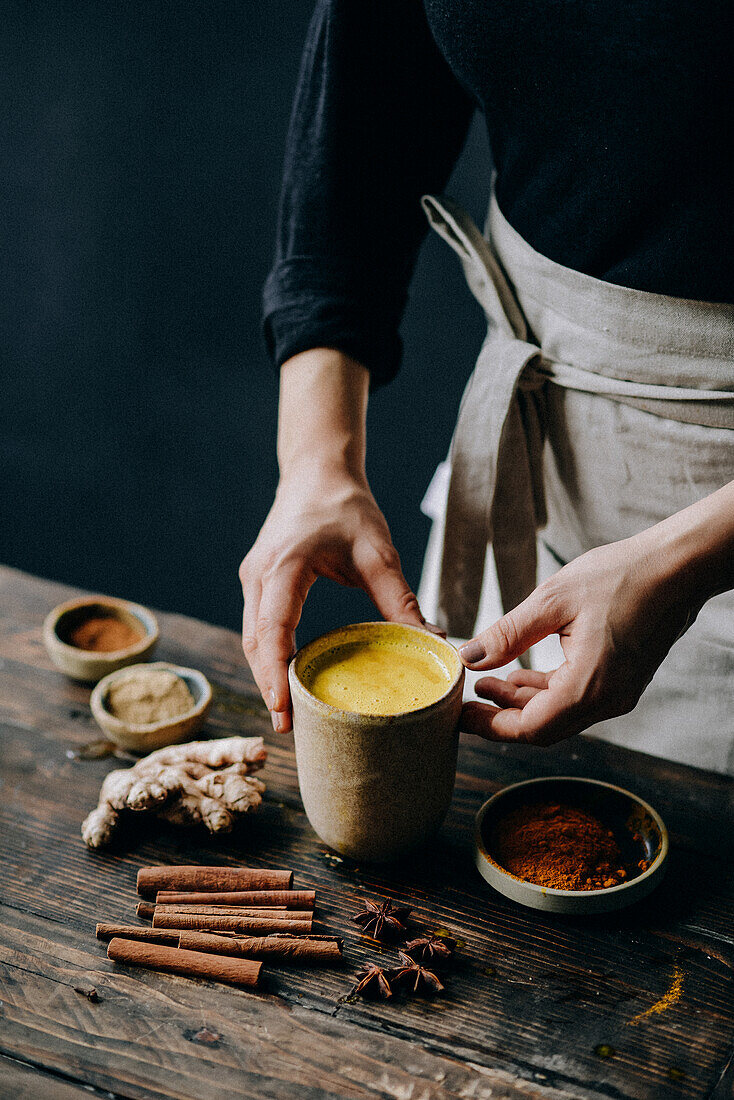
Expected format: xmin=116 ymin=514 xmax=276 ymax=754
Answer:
xmin=475 ymin=777 xmax=668 ymax=914
xmin=90 ymin=661 xmax=212 ymax=751
xmin=44 ymin=596 xmax=158 ymax=682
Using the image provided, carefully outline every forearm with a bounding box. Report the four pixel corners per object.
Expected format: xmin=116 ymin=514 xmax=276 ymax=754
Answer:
xmin=277 ymin=348 xmax=370 ymax=481
xmin=637 ymin=480 xmax=734 ymax=606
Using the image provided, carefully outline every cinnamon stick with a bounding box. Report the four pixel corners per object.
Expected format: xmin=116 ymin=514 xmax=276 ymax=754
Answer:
xmin=154 ymin=904 xmax=312 ymax=921
xmin=156 ymin=889 xmax=315 ymax=909
xmin=178 ymin=930 xmax=344 ymax=965
xmin=137 ymin=865 xmax=293 ymax=898
xmin=136 ymin=901 xmax=156 ymax=920
xmin=96 ymin=923 xmax=179 ymax=945
xmin=107 ymin=937 xmax=261 ymax=987
xmin=152 ymin=912 xmax=313 ymax=935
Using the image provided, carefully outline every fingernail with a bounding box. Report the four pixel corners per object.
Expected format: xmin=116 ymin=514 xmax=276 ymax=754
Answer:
xmin=423 ymin=621 xmax=447 ymax=637
xmin=459 ymin=640 xmax=486 ymax=665
xmin=271 ymin=710 xmax=286 ymax=733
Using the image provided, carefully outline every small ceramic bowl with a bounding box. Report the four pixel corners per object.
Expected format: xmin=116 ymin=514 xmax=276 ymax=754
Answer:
xmin=475 ymin=776 xmax=668 ymax=914
xmin=43 ymin=596 xmax=158 ymax=683
xmin=90 ymin=661 xmax=212 ymax=752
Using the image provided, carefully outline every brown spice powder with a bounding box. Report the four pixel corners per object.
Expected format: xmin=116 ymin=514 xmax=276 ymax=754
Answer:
xmin=68 ymin=615 xmax=144 ymax=653
xmin=491 ymin=800 xmax=629 ymax=891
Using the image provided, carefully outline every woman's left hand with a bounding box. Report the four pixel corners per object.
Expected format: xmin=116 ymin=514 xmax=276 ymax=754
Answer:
xmin=458 ymin=535 xmax=698 ymax=745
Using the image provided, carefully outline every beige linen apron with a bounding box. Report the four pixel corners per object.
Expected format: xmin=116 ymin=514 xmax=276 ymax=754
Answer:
xmin=418 ymin=193 xmax=734 ymax=774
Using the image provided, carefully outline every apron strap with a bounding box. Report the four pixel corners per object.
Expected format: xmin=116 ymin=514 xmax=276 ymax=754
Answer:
xmin=421 ymin=194 xmax=547 ymax=647
xmin=421 ymin=194 xmax=529 ymax=342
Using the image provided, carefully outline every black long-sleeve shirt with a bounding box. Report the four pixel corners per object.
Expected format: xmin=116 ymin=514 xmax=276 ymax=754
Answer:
xmin=263 ymin=0 xmax=732 ymax=386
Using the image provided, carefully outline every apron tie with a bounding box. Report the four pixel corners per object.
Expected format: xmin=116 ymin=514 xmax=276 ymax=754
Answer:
xmin=421 ymin=194 xmax=547 ymax=642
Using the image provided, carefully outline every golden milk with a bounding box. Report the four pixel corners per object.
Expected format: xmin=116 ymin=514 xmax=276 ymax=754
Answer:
xmin=302 ymin=637 xmax=452 ymax=715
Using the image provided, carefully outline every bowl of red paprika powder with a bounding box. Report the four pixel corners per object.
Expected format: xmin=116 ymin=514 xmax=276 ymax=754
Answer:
xmin=44 ymin=595 xmax=159 ymax=683
xmin=475 ymin=776 xmax=668 ymax=914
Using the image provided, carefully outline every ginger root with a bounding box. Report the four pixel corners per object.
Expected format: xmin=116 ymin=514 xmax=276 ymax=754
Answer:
xmin=81 ymin=736 xmax=267 ymax=849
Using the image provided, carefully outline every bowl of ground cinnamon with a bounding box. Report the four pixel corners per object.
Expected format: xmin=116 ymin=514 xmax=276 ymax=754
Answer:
xmin=475 ymin=777 xmax=668 ymax=914
xmin=44 ymin=596 xmax=158 ymax=683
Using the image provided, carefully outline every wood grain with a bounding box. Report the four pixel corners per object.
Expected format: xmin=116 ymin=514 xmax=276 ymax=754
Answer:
xmin=1 ymin=565 xmax=733 ymax=1100
xmin=0 ymin=1054 xmax=109 ymax=1100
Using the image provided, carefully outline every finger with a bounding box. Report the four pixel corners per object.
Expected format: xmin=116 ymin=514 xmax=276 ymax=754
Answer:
xmin=241 ymin=573 xmax=262 ymax=667
xmin=474 ymin=675 xmax=544 ymax=709
xmin=353 ymin=537 xmax=426 ymax=628
xmin=242 ymin=559 xmax=299 ymax=731
xmin=423 ymin=621 xmax=447 ymax=638
xmin=512 ymin=665 xmax=592 ymax=743
xmin=256 ymin=562 xmax=314 ymax=731
xmin=465 ymin=664 xmax=592 ymax=745
xmin=506 ymin=668 xmax=549 ymax=689
xmin=459 ymin=585 xmax=566 ymax=670
xmin=462 ymin=700 xmax=549 ymax=743
xmin=460 ymin=700 xmax=504 ymax=739
xmin=241 ymin=569 xmax=272 ymax=704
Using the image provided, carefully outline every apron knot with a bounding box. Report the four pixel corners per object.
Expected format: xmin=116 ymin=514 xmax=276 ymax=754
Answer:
xmin=517 ymin=354 xmax=548 ymax=393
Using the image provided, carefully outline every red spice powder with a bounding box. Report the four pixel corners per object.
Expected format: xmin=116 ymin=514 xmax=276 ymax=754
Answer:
xmin=68 ymin=615 xmax=144 ymax=653
xmin=491 ymin=800 xmax=629 ymax=891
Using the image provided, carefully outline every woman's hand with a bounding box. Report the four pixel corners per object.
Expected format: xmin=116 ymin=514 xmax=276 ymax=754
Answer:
xmin=460 ymin=479 xmax=734 ymax=744
xmin=240 ymin=467 xmax=425 ymax=733
xmin=240 ymin=347 xmax=427 ymax=733
xmin=459 ymin=534 xmax=700 ymax=746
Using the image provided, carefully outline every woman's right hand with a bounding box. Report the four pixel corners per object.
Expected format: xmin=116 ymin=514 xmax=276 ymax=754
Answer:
xmin=240 ymin=463 xmax=426 ymax=734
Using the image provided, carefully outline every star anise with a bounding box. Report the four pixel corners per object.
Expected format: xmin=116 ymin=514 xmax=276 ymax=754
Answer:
xmin=352 ymin=898 xmax=412 ymax=941
xmin=403 ymin=934 xmax=456 ymax=965
xmin=389 ymin=950 xmax=445 ymax=995
xmin=350 ymin=962 xmax=393 ymax=1000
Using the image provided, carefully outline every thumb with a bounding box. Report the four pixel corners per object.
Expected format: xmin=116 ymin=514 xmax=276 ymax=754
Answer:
xmin=354 ymin=537 xmax=426 ymax=628
xmin=459 ymin=586 xmax=565 ymax=670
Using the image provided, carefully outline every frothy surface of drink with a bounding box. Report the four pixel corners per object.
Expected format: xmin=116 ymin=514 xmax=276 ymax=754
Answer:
xmin=301 ymin=637 xmax=453 ymax=715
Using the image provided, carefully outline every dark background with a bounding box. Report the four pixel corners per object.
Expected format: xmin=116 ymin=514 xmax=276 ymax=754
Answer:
xmin=1 ymin=2 xmax=490 ymax=654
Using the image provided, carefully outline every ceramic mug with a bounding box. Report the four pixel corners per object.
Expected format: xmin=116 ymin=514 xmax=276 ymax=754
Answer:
xmin=288 ymin=622 xmax=465 ymax=861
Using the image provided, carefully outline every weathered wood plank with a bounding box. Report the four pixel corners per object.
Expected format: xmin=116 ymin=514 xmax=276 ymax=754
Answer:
xmin=0 ymin=1053 xmax=120 ymax=1100
xmin=0 ymin=907 xmax=571 ymax=1100
xmin=1 ymin=564 xmax=733 ymax=1100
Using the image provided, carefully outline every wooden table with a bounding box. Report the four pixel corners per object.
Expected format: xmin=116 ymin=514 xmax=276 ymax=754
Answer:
xmin=1 ymin=566 xmax=733 ymax=1100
